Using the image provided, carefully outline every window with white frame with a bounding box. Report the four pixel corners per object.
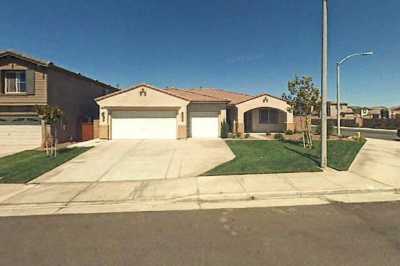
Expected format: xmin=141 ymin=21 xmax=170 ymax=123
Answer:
xmin=4 ymin=71 xmax=26 ymax=93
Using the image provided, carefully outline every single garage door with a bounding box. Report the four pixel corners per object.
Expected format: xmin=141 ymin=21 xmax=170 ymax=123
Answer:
xmin=191 ymin=112 xmax=219 ymax=138
xmin=112 ymin=111 xmax=177 ymax=139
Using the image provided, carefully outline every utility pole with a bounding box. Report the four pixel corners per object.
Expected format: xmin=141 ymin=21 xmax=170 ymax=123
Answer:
xmin=321 ymin=0 xmax=328 ymax=168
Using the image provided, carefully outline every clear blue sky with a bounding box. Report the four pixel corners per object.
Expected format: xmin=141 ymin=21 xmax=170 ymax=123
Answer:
xmin=2 ymin=0 xmax=399 ymax=107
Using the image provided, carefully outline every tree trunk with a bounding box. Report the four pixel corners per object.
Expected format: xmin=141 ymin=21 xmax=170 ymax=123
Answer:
xmin=304 ymin=115 xmax=313 ymax=149
xmin=54 ymin=126 xmax=57 ymax=157
xmin=45 ymin=127 xmax=50 ymax=156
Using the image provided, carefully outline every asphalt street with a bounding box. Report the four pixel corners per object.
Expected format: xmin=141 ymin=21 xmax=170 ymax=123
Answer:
xmin=1 ymin=202 xmax=400 ymax=266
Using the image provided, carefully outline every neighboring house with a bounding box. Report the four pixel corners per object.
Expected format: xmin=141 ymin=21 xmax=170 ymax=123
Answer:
xmin=96 ymin=83 xmax=294 ymax=140
xmin=363 ymin=106 xmax=389 ymax=119
xmin=0 ymin=50 xmax=118 ymax=147
xmin=327 ymin=101 xmax=355 ymax=119
xmin=390 ymin=105 xmax=400 ymax=119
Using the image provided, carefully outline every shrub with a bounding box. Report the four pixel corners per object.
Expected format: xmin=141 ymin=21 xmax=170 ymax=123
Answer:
xmin=274 ymin=133 xmax=285 ymax=141
xmin=265 ymin=132 xmax=271 ymax=136
xmin=244 ymin=133 xmax=250 ymax=139
xmin=220 ymin=120 xmax=229 ymax=138
xmin=285 ymin=129 xmax=294 ymax=135
xmin=236 ymin=132 xmax=243 ymax=138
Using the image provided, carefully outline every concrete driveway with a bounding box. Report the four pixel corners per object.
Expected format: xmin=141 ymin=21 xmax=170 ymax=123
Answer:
xmin=350 ymin=138 xmax=400 ymax=186
xmin=33 ymin=139 xmax=235 ymax=183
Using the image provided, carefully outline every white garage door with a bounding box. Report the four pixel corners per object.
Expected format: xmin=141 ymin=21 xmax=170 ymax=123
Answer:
xmin=112 ymin=111 xmax=177 ymax=139
xmin=191 ymin=112 xmax=219 ymax=138
xmin=0 ymin=124 xmax=42 ymax=147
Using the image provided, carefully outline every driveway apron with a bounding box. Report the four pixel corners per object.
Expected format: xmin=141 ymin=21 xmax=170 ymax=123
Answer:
xmin=32 ymin=139 xmax=234 ymax=183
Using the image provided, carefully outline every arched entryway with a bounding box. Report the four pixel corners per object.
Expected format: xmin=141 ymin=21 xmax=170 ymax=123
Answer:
xmin=244 ymin=107 xmax=288 ymax=133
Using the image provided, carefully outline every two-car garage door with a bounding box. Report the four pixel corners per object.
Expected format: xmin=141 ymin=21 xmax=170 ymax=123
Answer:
xmin=112 ymin=111 xmax=177 ymax=139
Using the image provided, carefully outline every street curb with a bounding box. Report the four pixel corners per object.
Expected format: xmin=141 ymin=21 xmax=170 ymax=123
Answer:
xmin=0 ymin=186 xmax=398 ymax=209
xmin=173 ymin=187 xmax=399 ymax=204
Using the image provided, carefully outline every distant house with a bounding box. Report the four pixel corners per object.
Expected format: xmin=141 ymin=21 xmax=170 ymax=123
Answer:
xmin=326 ymin=101 xmax=355 ymax=119
xmin=390 ymin=106 xmax=400 ymax=119
xmin=363 ymin=106 xmax=390 ymax=119
xmin=0 ymin=50 xmax=118 ymax=148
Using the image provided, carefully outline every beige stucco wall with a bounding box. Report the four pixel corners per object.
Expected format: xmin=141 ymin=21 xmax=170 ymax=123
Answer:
xmin=97 ymin=85 xmax=189 ymax=139
xmin=99 ymin=125 xmax=109 ymax=139
xmin=236 ymin=94 xmax=293 ymax=133
xmin=187 ymin=103 xmax=227 ymax=137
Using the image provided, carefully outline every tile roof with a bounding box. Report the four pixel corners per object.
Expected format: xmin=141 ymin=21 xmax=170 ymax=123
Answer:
xmin=96 ymin=83 xmax=228 ymax=102
xmin=97 ymin=83 xmax=286 ymax=105
xmin=184 ymin=88 xmax=254 ymax=104
xmin=164 ymin=88 xmax=229 ymax=102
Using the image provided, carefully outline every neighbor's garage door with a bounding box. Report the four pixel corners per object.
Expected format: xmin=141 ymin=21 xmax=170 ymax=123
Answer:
xmin=0 ymin=118 xmax=42 ymax=147
xmin=111 ymin=111 xmax=177 ymax=139
xmin=191 ymin=112 xmax=219 ymax=138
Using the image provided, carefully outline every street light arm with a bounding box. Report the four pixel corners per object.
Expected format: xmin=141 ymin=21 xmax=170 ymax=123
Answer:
xmin=338 ymin=52 xmax=374 ymax=65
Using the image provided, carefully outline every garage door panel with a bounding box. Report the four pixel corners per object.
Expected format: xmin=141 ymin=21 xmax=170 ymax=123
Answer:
xmin=191 ymin=112 xmax=219 ymax=138
xmin=112 ymin=111 xmax=177 ymax=139
xmin=0 ymin=125 xmax=42 ymax=147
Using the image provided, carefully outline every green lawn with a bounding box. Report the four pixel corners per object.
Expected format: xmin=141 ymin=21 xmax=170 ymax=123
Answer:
xmin=0 ymin=147 xmax=91 ymax=183
xmin=205 ymin=139 xmax=365 ymax=176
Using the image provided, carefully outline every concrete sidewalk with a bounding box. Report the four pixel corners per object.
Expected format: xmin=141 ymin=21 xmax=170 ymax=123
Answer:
xmin=0 ymin=169 xmax=399 ymax=217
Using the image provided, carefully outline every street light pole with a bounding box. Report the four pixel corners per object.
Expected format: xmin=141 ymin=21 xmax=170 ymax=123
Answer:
xmin=321 ymin=0 xmax=328 ymax=168
xmin=336 ymin=52 xmax=373 ymax=136
xmin=336 ymin=62 xmax=341 ymax=136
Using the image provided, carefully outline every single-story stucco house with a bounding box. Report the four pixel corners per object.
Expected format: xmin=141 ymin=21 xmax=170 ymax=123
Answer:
xmin=95 ymin=83 xmax=294 ymax=139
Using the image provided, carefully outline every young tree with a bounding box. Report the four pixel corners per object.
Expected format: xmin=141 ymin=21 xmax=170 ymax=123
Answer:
xmin=282 ymin=76 xmax=321 ymax=148
xmin=35 ymin=105 xmax=64 ymax=157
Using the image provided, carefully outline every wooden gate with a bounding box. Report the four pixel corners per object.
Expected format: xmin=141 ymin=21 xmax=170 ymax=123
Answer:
xmin=81 ymin=122 xmax=94 ymax=141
